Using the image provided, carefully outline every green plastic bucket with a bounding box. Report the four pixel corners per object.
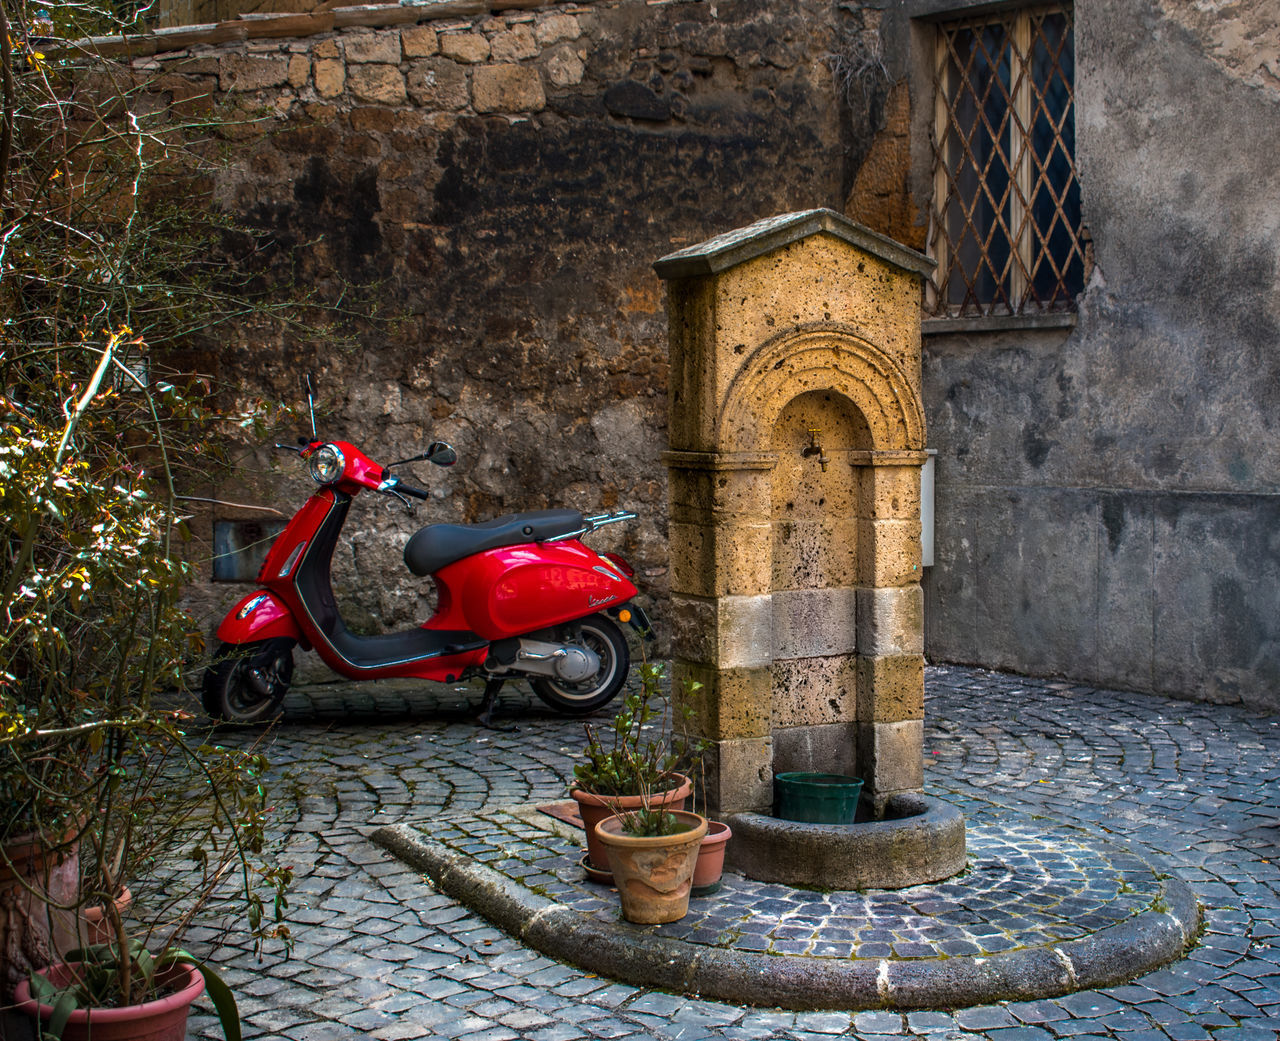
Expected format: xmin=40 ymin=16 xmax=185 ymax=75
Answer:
xmin=773 ymin=772 xmax=864 ymax=824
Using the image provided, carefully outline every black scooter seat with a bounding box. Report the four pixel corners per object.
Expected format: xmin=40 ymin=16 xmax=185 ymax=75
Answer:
xmin=404 ymin=509 xmax=584 ymax=577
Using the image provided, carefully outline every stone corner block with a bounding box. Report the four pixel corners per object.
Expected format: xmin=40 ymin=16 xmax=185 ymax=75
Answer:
xmin=704 ymin=737 xmax=773 ymax=817
xmin=857 ymin=719 xmax=924 ymax=796
xmin=855 ymin=654 xmax=925 ymax=722
xmin=673 ymin=661 xmax=771 ymax=742
xmin=668 ymin=520 xmax=773 ymax=598
xmin=858 ymin=464 xmax=922 ymax=521
xmin=858 ymin=518 xmax=923 ymax=587
xmin=855 ymin=585 xmax=924 ymax=657
xmin=670 ymin=593 xmax=772 ymax=669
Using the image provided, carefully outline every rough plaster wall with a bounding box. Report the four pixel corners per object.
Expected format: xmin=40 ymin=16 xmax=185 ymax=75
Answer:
xmin=1156 ymin=0 xmax=1280 ymax=96
xmin=175 ymin=0 xmax=856 ymax=676
xmin=919 ymin=0 xmax=1280 ymax=709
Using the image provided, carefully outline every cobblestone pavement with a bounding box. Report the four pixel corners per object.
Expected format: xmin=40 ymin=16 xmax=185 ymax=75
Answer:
xmin=187 ymin=666 xmax=1280 ymax=1041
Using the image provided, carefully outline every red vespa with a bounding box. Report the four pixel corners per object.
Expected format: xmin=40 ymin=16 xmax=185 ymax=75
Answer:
xmin=202 ymin=435 xmax=650 ymax=724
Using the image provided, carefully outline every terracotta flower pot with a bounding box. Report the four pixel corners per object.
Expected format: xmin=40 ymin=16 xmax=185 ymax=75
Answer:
xmin=594 ymin=810 xmax=707 ymax=924
xmin=14 ymin=961 xmax=205 ymax=1041
xmin=570 ymin=773 xmax=692 ymax=873
xmin=691 ymin=819 xmax=732 ymax=894
xmin=81 ymin=887 xmax=133 ymax=946
xmin=0 ymin=831 xmax=79 ymax=1002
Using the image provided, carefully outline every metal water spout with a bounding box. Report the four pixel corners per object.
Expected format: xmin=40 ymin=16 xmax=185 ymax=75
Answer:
xmin=802 ymin=427 xmax=829 ymax=471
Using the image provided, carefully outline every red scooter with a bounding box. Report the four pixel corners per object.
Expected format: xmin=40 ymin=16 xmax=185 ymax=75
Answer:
xmin=203 ymin=432 xmax=650 ymax=724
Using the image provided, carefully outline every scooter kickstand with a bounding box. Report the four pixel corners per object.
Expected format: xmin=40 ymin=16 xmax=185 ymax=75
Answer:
xmin=476 ymin=677 xmax=515 ymax=731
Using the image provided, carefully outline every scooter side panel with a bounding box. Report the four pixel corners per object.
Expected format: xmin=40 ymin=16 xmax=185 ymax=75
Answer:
xmin=433 ymin=541 xmax=638 ymax=638
xmin=215 ymin=589 xmax=306 ymax=645
xmin=258 ymin=492 xmax=335 ymax=582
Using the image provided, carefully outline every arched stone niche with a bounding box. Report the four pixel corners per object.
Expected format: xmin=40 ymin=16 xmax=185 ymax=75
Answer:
xmin=655 ymin=209 xmax=934 ymax=816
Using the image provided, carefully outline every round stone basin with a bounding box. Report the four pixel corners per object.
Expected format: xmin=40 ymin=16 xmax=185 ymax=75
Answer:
xmin=726 ymin=792 xmax=966 ymax=889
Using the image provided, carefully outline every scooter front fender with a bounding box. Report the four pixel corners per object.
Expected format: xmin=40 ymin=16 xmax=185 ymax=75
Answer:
xmin=215 ymin=589 xmax=306 ymax=646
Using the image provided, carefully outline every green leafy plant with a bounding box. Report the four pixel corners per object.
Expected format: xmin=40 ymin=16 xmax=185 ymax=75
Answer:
xmin=572 ymin=662 xmax=708 ymax=837
xmin=0 ymin=351 xmax=294 ymax=1034
xmin=0 ymin=0 xmax=308 ymax=1028
xmin=573 ymin=664 xmax=681 ymax=798
xmin=615 ymin=803 xmax=695 ymax=838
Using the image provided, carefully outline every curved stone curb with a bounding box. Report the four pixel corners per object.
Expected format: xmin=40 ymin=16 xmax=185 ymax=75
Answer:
xmin=371 ymin=823 xmax=1202 ymax=1011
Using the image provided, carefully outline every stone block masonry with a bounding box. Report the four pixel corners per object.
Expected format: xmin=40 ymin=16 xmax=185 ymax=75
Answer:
xmin=156 ymin=6 xmax=590 ymax=115
xmin=112 ymin=0 xmax=857 ymax=674
xmin=656 ymin=210 xmax=935 ymax=815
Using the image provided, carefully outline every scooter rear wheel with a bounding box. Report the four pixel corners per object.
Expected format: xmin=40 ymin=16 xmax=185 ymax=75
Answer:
xmin=202 ymin=639 xmax=295 ymax=723
xmin=531 ymin=614 xmax=629 ymax=715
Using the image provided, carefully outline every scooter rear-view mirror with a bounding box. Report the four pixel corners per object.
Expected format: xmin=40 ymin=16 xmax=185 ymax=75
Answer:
xmin=391 ymin=442 xmax=458 ymax=468
xmin=426 ymin=441 xmax=457 ymax=467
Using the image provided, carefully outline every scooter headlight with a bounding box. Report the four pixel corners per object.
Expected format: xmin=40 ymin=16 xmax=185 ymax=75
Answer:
xmin=308 ymin=443 xmax=345 ymax=485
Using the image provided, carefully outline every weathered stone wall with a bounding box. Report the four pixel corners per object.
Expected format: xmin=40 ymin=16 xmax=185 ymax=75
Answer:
xmin=153 ymin=0 xmax=866 ymax=675
xmin=874 ymin=0 xmax=1280 ymax=710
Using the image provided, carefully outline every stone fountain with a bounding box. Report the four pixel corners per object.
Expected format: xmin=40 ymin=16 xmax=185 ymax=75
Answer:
xmin=654 ymin=209 xmax=964 ymax=889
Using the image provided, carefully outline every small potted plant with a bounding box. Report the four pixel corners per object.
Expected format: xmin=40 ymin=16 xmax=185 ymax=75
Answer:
xmin=572 ymin=662 xmax=725 ymax=919
xmin=17 ymin=941 xmax=236 ymax=1041
xmin=594 ymin=798 xmax=707 ymax=924
xmin=5 ymin=705 xmax=292 ymax=1041
xmin=690 ymin=818 xmax=733 ymax=896
xmin=570 ymin=663 xmax=700 ymax=877
xmin=667 ymin=670 xmax=732 ymax=895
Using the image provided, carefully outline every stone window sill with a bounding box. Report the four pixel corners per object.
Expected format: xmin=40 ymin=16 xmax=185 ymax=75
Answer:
xmin=922 ymin=312 xmax=1078 ymax=336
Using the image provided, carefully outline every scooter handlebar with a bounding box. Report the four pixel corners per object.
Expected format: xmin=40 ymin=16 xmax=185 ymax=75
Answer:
xmin=388 ymin=478 xmax=430 ymax=500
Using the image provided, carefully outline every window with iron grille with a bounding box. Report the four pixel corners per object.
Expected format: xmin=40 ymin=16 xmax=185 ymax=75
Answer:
xmin=928 ymin=3 xmax=1084 ymax=318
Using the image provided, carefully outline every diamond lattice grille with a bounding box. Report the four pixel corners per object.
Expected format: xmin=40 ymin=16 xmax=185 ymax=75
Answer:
xmin=928 ymin=4 xmax=1084 ymax=318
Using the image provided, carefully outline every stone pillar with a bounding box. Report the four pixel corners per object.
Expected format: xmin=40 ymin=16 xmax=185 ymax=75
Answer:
xmin=668 ymin=452 xmax=778 ymax=815
xmin=854 ymin=453 xmax=927 ymax=810
xmin=654 ymin=209 xmax=934 ymax=817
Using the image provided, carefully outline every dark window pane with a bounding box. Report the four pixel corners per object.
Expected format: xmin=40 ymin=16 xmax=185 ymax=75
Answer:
xmin=213 ymin=519 xmax=287 ymax=581
xmin=930 ymin=4 xmax=1081 ymax=317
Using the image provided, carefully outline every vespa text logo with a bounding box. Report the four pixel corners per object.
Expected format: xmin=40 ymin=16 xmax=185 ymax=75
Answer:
xmin=588 ymin=594 xmax=614 ymax=608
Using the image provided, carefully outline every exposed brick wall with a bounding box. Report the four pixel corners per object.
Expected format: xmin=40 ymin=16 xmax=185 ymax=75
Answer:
xmin=843 ymin=81 xmax=924 ymax=252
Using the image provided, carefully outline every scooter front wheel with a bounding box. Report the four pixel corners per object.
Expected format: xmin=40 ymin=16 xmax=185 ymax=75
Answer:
xmin=531 ymin=614 xmax=629 ymax=715
xmin=202 ymin=638 xmax=295 ymax=723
